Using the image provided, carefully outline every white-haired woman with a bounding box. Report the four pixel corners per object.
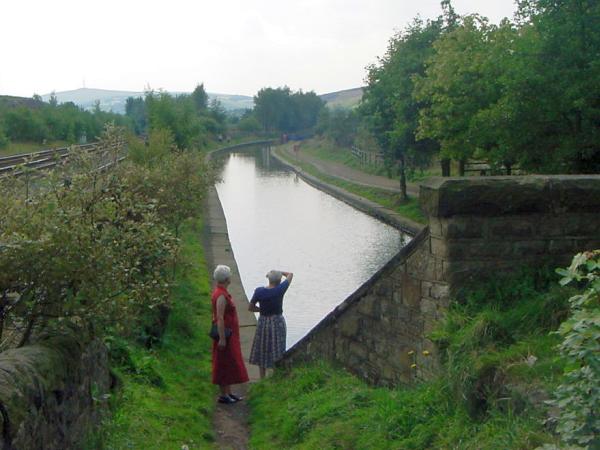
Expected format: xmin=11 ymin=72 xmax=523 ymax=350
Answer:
xmin=211 ymin=265 xmax=249 ymax=404
xmin=249 ymin=269 xmax=294 ymax=379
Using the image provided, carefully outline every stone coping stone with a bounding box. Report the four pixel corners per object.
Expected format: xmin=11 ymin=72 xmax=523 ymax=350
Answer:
xmin=420 ymin=175 xmax=600 ymax=218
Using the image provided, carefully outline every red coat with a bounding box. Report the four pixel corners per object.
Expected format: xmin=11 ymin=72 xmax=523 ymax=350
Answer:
xmin=211 ymin=285 xmax=249 ymax=385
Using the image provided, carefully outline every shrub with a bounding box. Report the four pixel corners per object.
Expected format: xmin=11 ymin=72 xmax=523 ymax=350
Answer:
xmin=546 ymin=251 xmax=600 ymax=448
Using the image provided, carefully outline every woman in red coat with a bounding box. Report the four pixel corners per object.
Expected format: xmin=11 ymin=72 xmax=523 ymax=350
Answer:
xmin=211 ymin=265 xmax=249 ymax=404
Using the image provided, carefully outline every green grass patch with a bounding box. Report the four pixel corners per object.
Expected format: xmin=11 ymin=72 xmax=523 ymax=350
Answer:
xmin=249 ymin=268 xmax=569 ymax=449
xmin=95 ymin=219 xmax=216 ymax=450
xmin=277 ymin=146 xmax=426 ymax=224
xmin=301 ymin=137 xmax=390 ymax=178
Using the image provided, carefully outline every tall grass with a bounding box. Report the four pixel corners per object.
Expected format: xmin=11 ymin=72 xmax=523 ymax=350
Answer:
xmin=249 ymin=267 xmax=569 ymax=449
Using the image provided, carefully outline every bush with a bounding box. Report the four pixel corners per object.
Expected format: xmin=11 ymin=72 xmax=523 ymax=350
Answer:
xmin=0 ymin=124 xmax=215 ymax=349
xmin=546 ymin=251 xmax=600 ymax=448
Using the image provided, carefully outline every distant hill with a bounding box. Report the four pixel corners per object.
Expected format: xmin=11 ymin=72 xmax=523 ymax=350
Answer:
xmin=41 ymin=88 xmax=255 ymax=114
xmin=37 ymin=86 xmax=364 ymax=114
xmin=319 ymin=87 xmax=363 ymax=109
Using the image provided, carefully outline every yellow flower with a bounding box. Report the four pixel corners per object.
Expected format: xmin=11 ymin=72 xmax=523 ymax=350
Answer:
xmin=407 ymin=350 xmax=415 ymax=356
xmin=411 ymin=363 xmax=417 ymax=369
xmin=422 ymin=350 xmax=430 ymax=356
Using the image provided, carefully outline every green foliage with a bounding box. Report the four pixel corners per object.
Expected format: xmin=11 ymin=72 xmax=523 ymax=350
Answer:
xmin=236 ymin=114 xmax=262 ymax=134
xmin=0 ymin=97 xmax=131 ymax=144
xmin=317 ymin=108 xmax=361 ymax=147
xmin=359 ymin=0 xmax=600 ymax=174
xmin=547 ymin=251 xmax=600 ymax=448
xmin=125 ymin=96 xmax=147 ymax=135
xmin=97 ymin=221 xmax=216 ymax=450
xmin=128 ymin=128 xmax=176 ymax=167
xmin=0 ymin=124 xmax=214 ymax=348
xmin=0 ymin=125 xmax=9 ymax=149
xmin=253 ymin=87 xmax=325 ymax=133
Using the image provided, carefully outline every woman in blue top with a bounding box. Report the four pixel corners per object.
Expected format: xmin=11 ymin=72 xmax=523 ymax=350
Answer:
xmin=248 ymin=269 xmax=294 ymax=379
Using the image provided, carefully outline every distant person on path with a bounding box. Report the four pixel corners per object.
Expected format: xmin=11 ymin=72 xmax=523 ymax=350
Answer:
xmin=249 ymin=270 xmax=294 ymax=379
xmin=211 ymin=265 xmax=249 ymax=404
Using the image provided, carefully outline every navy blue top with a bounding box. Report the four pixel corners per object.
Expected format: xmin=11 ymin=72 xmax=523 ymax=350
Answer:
xmin=251 ymin=279 xmax=290 ymax=316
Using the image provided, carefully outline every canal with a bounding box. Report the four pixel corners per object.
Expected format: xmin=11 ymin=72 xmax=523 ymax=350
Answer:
xmin=215 ymin=146 xmax=410 ymax=347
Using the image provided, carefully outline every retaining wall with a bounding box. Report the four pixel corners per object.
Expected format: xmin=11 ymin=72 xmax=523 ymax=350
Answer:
xmin=280 ymin=175 xmax=600 ymax=386
xmin=0 ymin=335 xmax=110 ymax=450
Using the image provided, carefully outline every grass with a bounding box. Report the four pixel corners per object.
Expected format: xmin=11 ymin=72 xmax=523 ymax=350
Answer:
xmin=249 ymin=267 xmax=569 ymax=449
xmin=301 ymin=137 xmax=390 ymax=178
xmin=276 ymin=145 xmax=427 ymax=224
xmin=0 ymin=140 xmax=70 ymax=156
xmin=93 ymin=219 xmax=217 ymax=450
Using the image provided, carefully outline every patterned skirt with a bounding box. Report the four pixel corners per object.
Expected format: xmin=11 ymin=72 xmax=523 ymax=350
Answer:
xmin=249 ymin=315 xmax=287 ymax=368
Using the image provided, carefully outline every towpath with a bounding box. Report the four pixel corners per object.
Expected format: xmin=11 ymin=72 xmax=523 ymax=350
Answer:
xmin=279 ymin=144 xmax=420 ymax=198
xmin=204 ymin=187 xmax=259 ymax=450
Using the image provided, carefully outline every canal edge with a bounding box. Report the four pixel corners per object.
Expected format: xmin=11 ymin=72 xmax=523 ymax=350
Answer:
xmin=270 ymin=147 xmax=424 ymax=235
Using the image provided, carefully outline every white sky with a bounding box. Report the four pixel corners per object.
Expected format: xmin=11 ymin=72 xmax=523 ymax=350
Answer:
xmin=0 ymin=0 xmax=517 ymax=97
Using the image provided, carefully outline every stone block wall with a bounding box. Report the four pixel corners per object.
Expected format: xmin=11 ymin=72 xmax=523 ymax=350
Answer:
xmin=280 ymin=175 xmax=600 ymax=386
xmin=0 ymin=335 xmax=111 ymax=450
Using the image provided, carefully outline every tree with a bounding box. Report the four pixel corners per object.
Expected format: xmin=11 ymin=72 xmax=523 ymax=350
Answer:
xmin=509 ymin=0 xmax=600 ymax=173
xmin=253 ymin=87 xmax=324 ymax=133
xmin=361 ymin=17 xmax=442 ymax=199
xmin=191 ymin=83 xmax=209 ymax=114
xmin=415 ymin=15 xmax=501 ymax=175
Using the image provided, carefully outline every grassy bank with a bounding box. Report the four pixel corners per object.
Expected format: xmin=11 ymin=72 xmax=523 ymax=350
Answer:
xmin=96 ymin=219 xmax=216 ymax=449
xmin=249 ymin=268 xmax=569 ymax=449
xmin=276 ymin=145 xmax=426 ymax=224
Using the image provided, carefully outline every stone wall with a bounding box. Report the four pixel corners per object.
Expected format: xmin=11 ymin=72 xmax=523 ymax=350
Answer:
xmin=0 ymin=335 xmax=111 ymax=450
xmin=280 ymin=175 xmax=600 ymax=386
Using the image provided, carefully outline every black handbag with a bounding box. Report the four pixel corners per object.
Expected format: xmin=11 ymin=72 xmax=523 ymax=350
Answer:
xmin=209 ymin=323 xmax=232 ymax=341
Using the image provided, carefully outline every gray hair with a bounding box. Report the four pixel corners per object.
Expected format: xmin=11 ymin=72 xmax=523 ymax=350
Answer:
xmin=213 ymin=265 xmax=231 ymax=283
xmin=266 ymin=270 xmax=282 ymax=285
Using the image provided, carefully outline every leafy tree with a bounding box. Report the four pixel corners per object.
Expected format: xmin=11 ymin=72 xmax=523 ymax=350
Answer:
xmin=125 ymin=96 xmax=147 ymax=135
xmin=361 ymin=17 xmax=442 ymax=198
xmin=253 ymin=87 xmax=325 ymax=133
xmin=191 ymin=83 xmax=209 ymax=113
xmin=510 ymin=0 xmax=600 ymax=173
xmin=415 ymin=15 xmax=500 ymax=175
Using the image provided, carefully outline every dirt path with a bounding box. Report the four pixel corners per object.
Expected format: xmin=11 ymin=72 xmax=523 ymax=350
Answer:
xmin=281 ymin=145 xmax=420 ymax=197
xmin=204 ymin=188 xmax=259 ymax=450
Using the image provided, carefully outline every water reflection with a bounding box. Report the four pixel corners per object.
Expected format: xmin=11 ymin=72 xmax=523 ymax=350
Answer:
xmin=215 ymin=147 xmax=409 ymax=347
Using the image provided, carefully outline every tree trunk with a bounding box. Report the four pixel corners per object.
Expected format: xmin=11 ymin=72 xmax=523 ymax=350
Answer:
xmin=505 ymin=162 xmax=512 ymax=175
xmin=441 ymin=158 xmax=451 ymax=177
xmin=399 ymin=156 xmax=408 ymax=201
xmin=459 ymin=159 xmax=466 ymax=177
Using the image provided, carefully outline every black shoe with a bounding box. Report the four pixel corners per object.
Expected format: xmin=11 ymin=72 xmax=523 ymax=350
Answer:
xmin=229 ymin=394 xmax=243 ymax=402
xmin=218 ymin=395 xmax=236 ymax=404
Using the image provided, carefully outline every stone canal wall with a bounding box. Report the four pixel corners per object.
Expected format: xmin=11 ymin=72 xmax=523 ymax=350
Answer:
xmin=280 ymin=175 xmax=600 ymax=386
xmin=0 ymin=335 xmax=111 ymax=450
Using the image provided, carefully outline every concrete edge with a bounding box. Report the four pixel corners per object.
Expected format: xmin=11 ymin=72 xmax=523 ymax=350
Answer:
xmin=270 ymin=147 xmax=424 ymax=235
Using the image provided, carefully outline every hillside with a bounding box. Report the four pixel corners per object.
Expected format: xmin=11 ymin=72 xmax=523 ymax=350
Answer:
xmin=39 ymin=86 xmax=365 ymax=114
xmin=320 ymin=87 xmax=363 ymax=109
xmin=41 ymin=88 xmax=255 ymax=114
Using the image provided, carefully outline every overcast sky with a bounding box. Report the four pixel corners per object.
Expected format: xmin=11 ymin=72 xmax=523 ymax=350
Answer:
xmin=1 ymin=0 xmax=517 ymax=97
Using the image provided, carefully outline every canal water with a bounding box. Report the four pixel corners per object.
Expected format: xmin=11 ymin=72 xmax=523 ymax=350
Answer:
xmin=215 ymin=147 xmax=410 ymax=347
